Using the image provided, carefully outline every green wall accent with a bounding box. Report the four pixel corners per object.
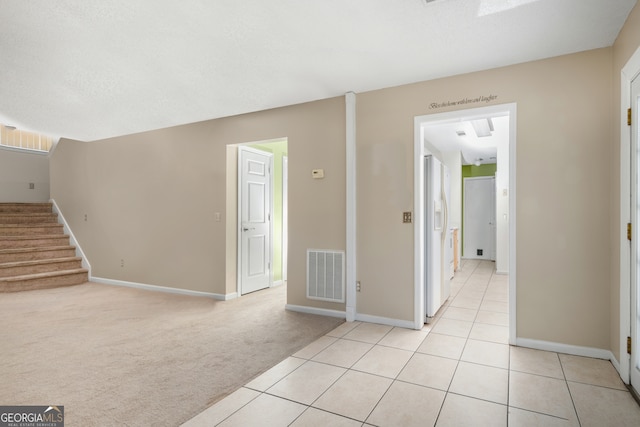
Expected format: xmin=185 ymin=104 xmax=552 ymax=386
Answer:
xmin=250 ymin=140 xmax=288 ymax=282
xmin=462 ymin=163 xmax=497 ymax=178
xmin=461 ymin=163 xmax=496 ymax=257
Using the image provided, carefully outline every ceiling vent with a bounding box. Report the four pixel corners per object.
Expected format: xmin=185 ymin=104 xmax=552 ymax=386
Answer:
xmin=471 ymin=118 xmax=494 ymax=138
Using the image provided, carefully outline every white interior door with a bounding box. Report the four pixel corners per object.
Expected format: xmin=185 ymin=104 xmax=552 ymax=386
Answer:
xmin=631 ymin=74 xmax=640 ymax=391
xmin=238 ymin=147 xmax=272 ymax=295
xmin=464 ymin=176 xmax=496 ymax=260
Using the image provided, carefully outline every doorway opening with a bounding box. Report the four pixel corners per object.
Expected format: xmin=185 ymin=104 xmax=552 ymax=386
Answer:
xmin=225 ymin=138 xmax=288 ymax=297
xmin=413 ymin=103 xmax=516 ymax=343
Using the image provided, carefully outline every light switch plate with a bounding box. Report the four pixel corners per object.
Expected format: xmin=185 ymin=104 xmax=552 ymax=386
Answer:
xmin=312 ymin=169 xmax=324 ymax=179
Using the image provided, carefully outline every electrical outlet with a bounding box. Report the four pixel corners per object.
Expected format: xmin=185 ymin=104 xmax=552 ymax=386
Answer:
xmin=84 ymin=214 xmax=88 ymax=222
xmin=403 ymin=212 xmax=412 ymax=223
xmin=356 ymin=281 xmax=361 ymax=292
xmin=214 ymin=212 xmax=221 ymax=222
xmin=28 ymin=182 xmax=35 ymax=189
xmin=120 ymin=259 xmax=124 ymax=268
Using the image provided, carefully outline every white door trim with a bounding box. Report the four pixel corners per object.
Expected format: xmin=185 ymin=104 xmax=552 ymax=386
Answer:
xmin=237 ymin=146 xmax=273 ymax=295
xmin=413 ymin=103 xmax=517 ymax=343
xmin=620 ymin=46 xmax=640 ymax=384
xmin=283 ymin=156 xmax=288 ymax=283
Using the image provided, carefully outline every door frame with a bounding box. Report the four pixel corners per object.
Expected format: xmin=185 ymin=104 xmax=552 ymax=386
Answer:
xmin=620 ymin=46 xmax=640 ymax=385
xmin=282 ymin=155 xmax=288 ymax=283
xmin=413 ymin=103 xmax=517 ymax=344
xmin=237 ymin=145 xmax=274 ymax=295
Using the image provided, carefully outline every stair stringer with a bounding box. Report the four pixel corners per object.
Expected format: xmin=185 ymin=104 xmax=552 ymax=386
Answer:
xmin=50 ymin=199 xmax=92 ymax=279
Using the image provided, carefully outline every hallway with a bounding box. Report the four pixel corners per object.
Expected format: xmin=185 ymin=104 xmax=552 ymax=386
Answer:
xmin=183 ymin=260 xmax=640 ymax=426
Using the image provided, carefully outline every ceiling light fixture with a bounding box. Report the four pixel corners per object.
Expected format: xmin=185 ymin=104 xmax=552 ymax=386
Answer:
xmin=471 ymin=118 xmax=494 ymax=138
xmin=456 ymin=130 xmax=466 ymax=136
xmin=2 ymin=124 xmax=17 ymax=131
xmin=474 ymin=158 xmax=483 ymax=166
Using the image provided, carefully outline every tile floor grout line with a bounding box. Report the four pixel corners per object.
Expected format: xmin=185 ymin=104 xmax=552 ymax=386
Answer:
xmin=212 ymin=387 xmax=263 ymax=427
xmin=558 ymin=349 xmax=583 ymax=427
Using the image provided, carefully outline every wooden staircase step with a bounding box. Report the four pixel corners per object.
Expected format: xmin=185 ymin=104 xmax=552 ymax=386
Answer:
xmin=0 ymin=203 xmax=53 ymax=214
xmin=0 ymin=257 xmax=83 ymax=278
xmin=0 ymin=268 xmax=88 ymax=292
xmin=0 ymin=223 xmax=64 ymax=236
xmin=0 ymin=235 xmax=70 ymax=250
xmin=0 ymin=246 xmax=78 ymax=263
xmin=0 ymin=213 xmax=58 ymax=224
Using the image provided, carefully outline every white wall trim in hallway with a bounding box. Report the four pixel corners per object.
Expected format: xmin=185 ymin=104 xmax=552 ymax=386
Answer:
xmin=285 ymin=304 xmax=347 ymax=319
xmin=50 ymin=198 xmax=92 ymax=276
xmin=92 ymin=276 xmax=235 ymax=301
xmin=517 ymin=338 xmax=617 ymax=364
xmin=355 ymin=313 xmax=416 ymax=330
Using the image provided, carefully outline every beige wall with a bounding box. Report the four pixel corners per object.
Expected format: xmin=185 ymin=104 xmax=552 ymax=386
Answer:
xmin=357 ymin=49 xmax=613 ymax=349
xmin=49 ymin=17 xmax=640 ymax=353
xmin=50 ymin=97 xmax=346 ymax=310
xmin=0 ymin=147 xmax=50 ymax=202
xmin=611 ymin=2 xmax=640 ymax=362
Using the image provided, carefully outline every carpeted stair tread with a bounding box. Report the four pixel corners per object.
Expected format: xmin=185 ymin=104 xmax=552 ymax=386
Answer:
xmin=0 ymin=259 xmax=83 ymax=278
xmin=0 ymin=245 xmax=77 ymax=255
xmin=0 ymin=256 xmax=81 ymax=268
xmin=0 ymin=268 xmax=88 ymax=292
xmin=0 ymin=213 xmax=58 ymax=223
xmin=0 ymin=203 xmax=53 ymax=213
xmin=0 ymin=268 xmax=87 ymax=281
xmin=0 ymin=223 xmax=64 ymax=235
xmin=0 ymin=246 xmax=78 ymax=264
xmin=0 ymin=235 xmax=70 ymax=249
xmin=0 ymin=234 xmax=69 ymax=241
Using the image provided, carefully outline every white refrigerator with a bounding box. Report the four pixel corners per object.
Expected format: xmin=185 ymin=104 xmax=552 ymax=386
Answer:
xmin=425 ymin=155 xmax=452 ymax=321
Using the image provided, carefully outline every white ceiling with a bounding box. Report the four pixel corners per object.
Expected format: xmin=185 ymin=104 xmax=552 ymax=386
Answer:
xmin=423 ymin=114 xmax=509 ymax=165
xmin=0 ymin=0 xmax=636 ymax=142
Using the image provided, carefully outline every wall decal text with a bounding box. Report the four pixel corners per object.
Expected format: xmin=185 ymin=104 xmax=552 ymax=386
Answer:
xmin=430 ymin=94 xmax=498 ymax=110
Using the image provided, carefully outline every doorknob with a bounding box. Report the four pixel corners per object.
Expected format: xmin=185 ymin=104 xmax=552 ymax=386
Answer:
xmin=243 ymin=227 xmax=255 ymax=232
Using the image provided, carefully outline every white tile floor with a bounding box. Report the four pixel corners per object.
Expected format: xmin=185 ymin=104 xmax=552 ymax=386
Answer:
xmin=182 ymin=260 xmax=640 ymax=427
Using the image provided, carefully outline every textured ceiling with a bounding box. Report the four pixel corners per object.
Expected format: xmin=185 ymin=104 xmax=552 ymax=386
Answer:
xmin=0 ymin=0 xmax=636 ymax=141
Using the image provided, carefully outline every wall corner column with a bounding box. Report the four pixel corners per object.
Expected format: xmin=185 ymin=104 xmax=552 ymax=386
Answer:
xmin=346 ymin=92 xmax=357 ymax=322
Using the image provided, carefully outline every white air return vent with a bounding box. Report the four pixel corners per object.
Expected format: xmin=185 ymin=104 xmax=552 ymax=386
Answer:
xmin=307 ymin=249 xmax=345 ymax=303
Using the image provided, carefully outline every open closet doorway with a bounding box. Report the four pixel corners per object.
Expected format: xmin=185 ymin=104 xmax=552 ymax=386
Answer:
xmin=413 ymin=103 xmax=516 ymax=343
xmin=225 ymin=138 xmax=288 ymax=297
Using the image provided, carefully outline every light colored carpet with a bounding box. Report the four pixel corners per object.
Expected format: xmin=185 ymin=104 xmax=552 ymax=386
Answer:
xmin=0 ymin=282 xmax=344 ymax=426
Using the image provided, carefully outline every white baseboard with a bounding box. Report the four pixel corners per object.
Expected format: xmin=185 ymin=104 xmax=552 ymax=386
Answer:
xmin=495 ymin=270 xmax=508 ymax=275
xmin=285 ymin=305 xmax=420 ymax=330
xmin=92 ymin=276 xmax=234 ymax=301
xmin=49 ymin=199 xmax=92 ymax=276
xmin=355 ymin=313 xmax=416 ymax=330
xmin=285 ymin=304 xmax=346 ymax=319
xmin=516 ymin=337 xmax=616 ymax=361
xmin=346 ymin=307 xmax=356 ymax=322
xmin=272 ymin=280 xmax=284 ymax=287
